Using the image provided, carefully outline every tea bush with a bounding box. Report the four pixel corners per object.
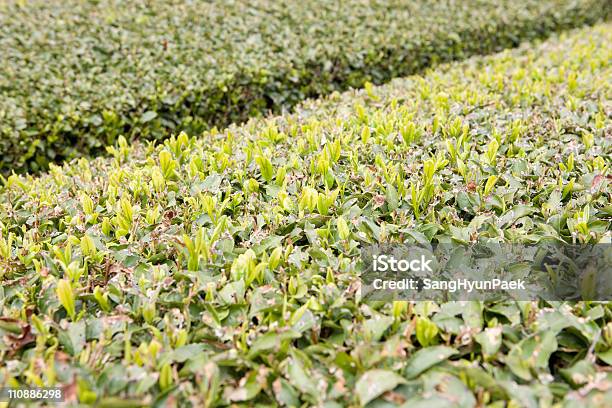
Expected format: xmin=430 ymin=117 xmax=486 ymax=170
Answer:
xmin=1 ymin=0 xmax=610 ymax=173
xmin=0 ymin=23 xmax=610 ymax=406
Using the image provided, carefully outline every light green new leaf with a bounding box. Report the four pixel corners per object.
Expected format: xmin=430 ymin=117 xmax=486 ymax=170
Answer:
xmin=56 ymin=279 xmax=76 ymax=320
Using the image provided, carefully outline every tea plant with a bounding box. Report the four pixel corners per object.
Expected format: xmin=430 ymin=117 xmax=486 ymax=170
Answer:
xmin=0 ymin=24 xmax=610 ymax=407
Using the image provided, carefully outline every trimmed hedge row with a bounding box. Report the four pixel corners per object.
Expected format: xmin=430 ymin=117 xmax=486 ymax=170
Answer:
xmin=0 ymin=23 xmax=610 ymax=406
xmin=1 ymin=0 xmax=611 ymax=173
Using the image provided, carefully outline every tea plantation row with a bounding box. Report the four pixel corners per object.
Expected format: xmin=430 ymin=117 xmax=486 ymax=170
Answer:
xmin=0 ymin=23 xmax=610 ymax=406
xmin=1 ymin=0 xmax=610 ymax=173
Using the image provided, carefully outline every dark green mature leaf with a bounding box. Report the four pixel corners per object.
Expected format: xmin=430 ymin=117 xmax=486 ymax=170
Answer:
xmin=506 ymin=331 xmax=558 ymax=381
xmin=356 ymin=369 xmax=406 ymax=405
xmin=474 ymin=326 xmax=503 ymax=357
xmin=57 ymin=320 xmax=86 ymax=356
xmin=404 ymin=346 xmax=458 ymax=379
xmin=248 ymin=330 xmax=301 ymax=358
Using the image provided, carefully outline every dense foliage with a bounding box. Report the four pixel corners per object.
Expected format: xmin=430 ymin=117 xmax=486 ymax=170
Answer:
xmin=1 ymin=0 xmax=610 ymax=173
xmin=0 ymin=23 xmax=610 ymax=406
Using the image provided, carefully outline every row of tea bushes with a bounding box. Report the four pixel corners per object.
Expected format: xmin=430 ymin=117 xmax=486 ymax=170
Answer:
xmin=1 ymin=0 xmax=610 ymax=172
